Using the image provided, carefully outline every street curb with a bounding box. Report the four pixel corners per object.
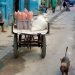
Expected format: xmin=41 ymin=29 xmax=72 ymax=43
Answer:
xmin=47 ymin=9 xmax=65 ymax=34
xmin=0 ymin=51 xmax=13 ymax=69
xmin=49 ymin=9 xmax=65 ymax=23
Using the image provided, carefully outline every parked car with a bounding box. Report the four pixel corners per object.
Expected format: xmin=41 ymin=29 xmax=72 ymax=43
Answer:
xmin=68 ymin=0 xmax=75 ymax=6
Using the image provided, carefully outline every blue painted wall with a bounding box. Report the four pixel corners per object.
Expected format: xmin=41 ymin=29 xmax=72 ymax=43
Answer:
xmin=0 ymin=0 xmax=7 ymax=21
xmin=28 ymin=0 xmax=38 ymax=14
xmin=0 ymin=0 xmax=39 ymax=25
xmin=7 ymin=0 xmax=13 ymax=25
xmin=0 ymin=0 xmax=13 ymax=26
xmin=0 ymin=0 xmax=25 ymax=25
xmin=19 ymin=0 xmax=25 ymax=12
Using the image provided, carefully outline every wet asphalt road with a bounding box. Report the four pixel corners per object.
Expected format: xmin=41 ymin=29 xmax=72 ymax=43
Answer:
xmin=0 ymin=7 xmax=75 ymax=75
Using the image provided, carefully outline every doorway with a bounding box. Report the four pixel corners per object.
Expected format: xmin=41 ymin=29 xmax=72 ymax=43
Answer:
xmin=14 ymin=0 xmax=19 ymax=11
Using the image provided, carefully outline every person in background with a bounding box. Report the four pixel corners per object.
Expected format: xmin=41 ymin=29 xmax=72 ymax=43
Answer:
xmin=63 ymin=0 xmax=67 ymax=8
xmin=59 ymin=0 xmax=63 ymax=11
xmin=63 ymin=0 xmax=70 ymax=11
xmin=40 ymin=0 xmax=47 ymax=13
xmin=65 ymin=0 xmax=70 ymax=11
xmin=51 ymin=0 xmax=57 ymax=13
xmin=42 ymin=0 xmax=48 ymax=13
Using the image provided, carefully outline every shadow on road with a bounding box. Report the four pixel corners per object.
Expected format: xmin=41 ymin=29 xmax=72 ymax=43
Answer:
xmin=0 ymin=47 xmax=42 ymax=75
xmin=0 ymin=57 xmax=25 ymax=75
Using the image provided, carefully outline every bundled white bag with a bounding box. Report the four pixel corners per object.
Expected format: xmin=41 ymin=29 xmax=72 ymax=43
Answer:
xmin=31 ymin=15 xmax=47 ymax=31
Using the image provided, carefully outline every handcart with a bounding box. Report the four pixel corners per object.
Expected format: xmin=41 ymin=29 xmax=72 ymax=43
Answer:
xmin=12 ymin=20 xmax=48 ymax=59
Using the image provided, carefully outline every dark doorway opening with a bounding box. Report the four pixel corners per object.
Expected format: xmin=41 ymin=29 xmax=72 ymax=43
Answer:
xmin=14 ymin=0 xmax=19 ymax=12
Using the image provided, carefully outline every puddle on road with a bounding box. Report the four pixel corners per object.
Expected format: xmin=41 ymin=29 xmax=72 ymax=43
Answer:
xmin=71 ymin=44 xmax=75 ymax=50
xmin=72 ymin=26 xmax=75 ymax=31
xmin=0 ymin=61 xmax=5 ymax=70
xmin=8 ymin=35 xmax=13 ymax=37
xmin=0 ymin=57 xmax=25 ymax=75
xmin=16 ymin=47 xmax=42 ymax=63
xmin=51 ymin=26 xmax=64 ymax=30
xmin=0 ymin=46 xmax=7 ymax=50
xmin=69 ymin=67 xmax=75 ymax=75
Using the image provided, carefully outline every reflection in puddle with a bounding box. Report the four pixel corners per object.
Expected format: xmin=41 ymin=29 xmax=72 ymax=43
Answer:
xmin=0 ymin=46 xmax=7 ymax=50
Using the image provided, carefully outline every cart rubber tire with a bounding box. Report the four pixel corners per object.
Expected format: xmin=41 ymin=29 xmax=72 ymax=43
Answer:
xmin=41 ymin=35 xmax=46 ymax=58
xmin=14 ymin=34 xmax=18 ymax=58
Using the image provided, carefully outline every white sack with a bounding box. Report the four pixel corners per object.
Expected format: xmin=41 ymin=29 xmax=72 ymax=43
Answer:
xmin=31 ymin=15 xmax=47 ymax=31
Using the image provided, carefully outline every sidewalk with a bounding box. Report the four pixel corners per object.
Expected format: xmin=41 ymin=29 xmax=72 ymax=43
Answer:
xmin=47 ymin=6 xmax=65 ymax=23
xmin=0 ymin=6 xmax=64 ymax=65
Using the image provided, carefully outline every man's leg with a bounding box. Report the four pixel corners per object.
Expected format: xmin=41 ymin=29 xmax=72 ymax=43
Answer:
xmin=52 ymin=8 xmax=55 ymax=13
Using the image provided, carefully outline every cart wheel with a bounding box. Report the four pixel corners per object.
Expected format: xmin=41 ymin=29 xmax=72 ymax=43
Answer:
xmin=41 ymin=35 xmax=46 ymax=58
xmin=13 ymin=33 xmax=18 ymax=58
xmin=47 ymin=23 xmax=50 ymax=34
xmin=19 ymin=34 xmax=22 ymax=47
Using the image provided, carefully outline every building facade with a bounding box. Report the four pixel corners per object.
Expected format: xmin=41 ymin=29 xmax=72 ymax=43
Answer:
xmin=0 ymin=0 xmax=13 ymax=25
xmin=0 ymin=0 xmax=52 ymax=25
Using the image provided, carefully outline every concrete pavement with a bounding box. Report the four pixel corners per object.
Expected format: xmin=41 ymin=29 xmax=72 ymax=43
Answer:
xmin=0 ymin=6 xmax=65 ymax=72
xmin=0 ymin=6 xmax=64 ymax=61
xmin=0 ymin=6 xmax=75 ymax=75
